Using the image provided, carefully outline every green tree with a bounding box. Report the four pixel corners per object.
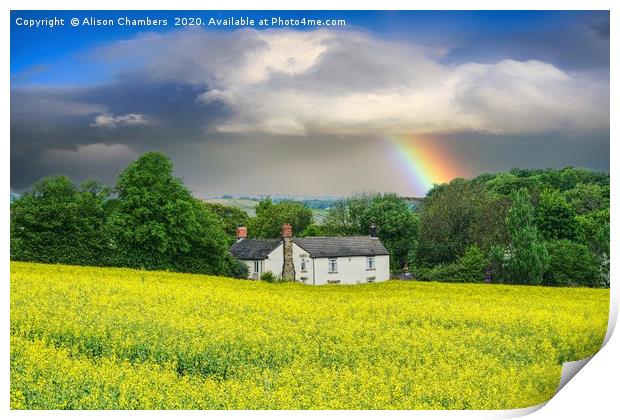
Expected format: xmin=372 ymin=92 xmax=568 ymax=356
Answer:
xmin=485 ymin=172 xmax=543 ymax=197
xmin=501 ymin=188 xmax=550 ymax=285
xmin=363 ymin=193 xmax=419 ymax=271
xmin=564 ymin=183 xmax=609 ymax=214
xmin=575 ymin=208 xmax=610 ymax=253
xmin=544 ymin=240 xmax=600 ymax=287
xmin=536 ymin=188 xmax=577 ymax=240
xmin=299 ymin=224 xmax=324 ymax=237
xmin=324 ymin=193 xmax=418 ymax=271
xmin=108 ymin=152 xmax=230 ymax=274
xmin=202 ymin=202 xmax=250 ymax=244
xmin=322 ymin=199 xmax=357 ymax=236
xmin=248 ymin=198 xmax=313 ymax=238
xmin=453 ymin=246 xmax=487 ymax=283
xmin=10 ymin=176 xmax=111 ymax=266
xmin=417 ymin=179 xmax=509 ymax=266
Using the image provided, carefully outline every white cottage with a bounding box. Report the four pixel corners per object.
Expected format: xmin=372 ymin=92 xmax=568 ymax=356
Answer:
xmin=229 ymin=223 xmax=390 ymax=285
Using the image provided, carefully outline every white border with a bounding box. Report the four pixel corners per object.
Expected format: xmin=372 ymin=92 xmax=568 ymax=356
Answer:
xmin=2 ymin=1 xmax=617 ymax=419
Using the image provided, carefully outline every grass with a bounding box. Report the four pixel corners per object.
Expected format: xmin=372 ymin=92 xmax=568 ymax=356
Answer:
xmin=10 ymin=261 xmax=609 ymax=409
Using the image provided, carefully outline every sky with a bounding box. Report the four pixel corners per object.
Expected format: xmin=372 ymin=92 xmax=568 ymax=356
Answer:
xmin=10 ymin=10 xmax=610 ymax=197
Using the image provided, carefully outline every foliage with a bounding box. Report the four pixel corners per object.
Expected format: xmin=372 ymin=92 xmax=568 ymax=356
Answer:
xmin=454 ymin=246 xmax=488 ymax=283
xmin=248 ymin=198 xmax=313 ymax=238
xmin=323 ymin=193 xmax=419 ymax=270
xmin=536 ymin=189 xmax=577 ymax=240
xmin=495 ymin=188 xmax=550 ymax=285
xmin=413 ymin=262 xmax=460 ymax=282
xmin=10 ymin=176 xmax=112 ymax=266
xmin=228 ymin=257 xmax=250 ymax=279
xmin=11 ymin=262 xmax=609 ymax=409
xmin=106 ymin=152 xmax=232 ymax=275
xmin=417 ymin=180 xmax=509 ymax=266
xmin=10 ymin=162 xmax=609 ymax=287
xmin=202 ymin=202 xmax=250 ymax=244
xmin=564 ymin=183 xmax=609 ymax=215
xmin=575 ymin=208 xmax=610 ymax=255
xmin=260 ymin=271 xmax=281 ymax=283
xmin=414 ymin=246 xmax=486 ymax=283
xmin=543 ymin=240 xmax=600 ymax=287
xmin=322 ymin=200 xmax=358 ymax=236
xmin=298 ymin=223 xmax=325 ymax=237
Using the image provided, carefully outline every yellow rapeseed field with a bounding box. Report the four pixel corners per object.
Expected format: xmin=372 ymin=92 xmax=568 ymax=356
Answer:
xmin=10 ymin=261 xmax=609 ymax=410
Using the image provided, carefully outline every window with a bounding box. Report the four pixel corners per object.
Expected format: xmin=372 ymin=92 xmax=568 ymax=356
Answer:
xmin=300 ymin=259 xmax=307 ymax=272
xmin=367 ymin=276 xmax=376 ymax=283
xmin=253 ymin=261 xmax=260 ymax=274
xmin=328 ymin=258 xmax=338 ymax=273
xmin=367 ymin=256 xmax=375 ymax=270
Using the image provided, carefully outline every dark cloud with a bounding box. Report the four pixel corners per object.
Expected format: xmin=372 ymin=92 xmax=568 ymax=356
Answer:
xmin=10 ymin=78 xmax=234 ymax=190
xmin=11 ymin=25 xmax=609 ymax=196
xmin=589 ymin=17 xmax=610 ymax=40
xmin=442 ymin=14 xmax=610 ymax=71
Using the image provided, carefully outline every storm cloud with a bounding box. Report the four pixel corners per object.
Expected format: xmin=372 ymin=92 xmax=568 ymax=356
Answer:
xmin=87 ymin=28 xmax=609 ymax=136
xmin=11 ymin=14 xmax=610 ymax=196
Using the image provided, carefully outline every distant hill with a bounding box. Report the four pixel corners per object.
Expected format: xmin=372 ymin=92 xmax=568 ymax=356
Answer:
xmin=203 ymin=198 xmax=260 ymax=217
xmin=203 ymin=197 xmax=329 ymax=222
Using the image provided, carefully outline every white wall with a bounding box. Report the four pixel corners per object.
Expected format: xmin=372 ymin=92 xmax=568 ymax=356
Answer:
xmin=239 ymin=243 xmax=284 ymax=280
xmin=292 ymin=242 xmax=314 ymax=285
xmin=264 ymin=243 xmax=284 ymax=278
xmin=303 ymin=254 xmax=390 ymax=285
xmin=241 ymin=243 xmax=390 ymax=285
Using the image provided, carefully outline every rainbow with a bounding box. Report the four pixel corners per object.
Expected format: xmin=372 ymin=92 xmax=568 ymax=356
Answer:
xmin=385 ymin=134 xmax=462 ymax=195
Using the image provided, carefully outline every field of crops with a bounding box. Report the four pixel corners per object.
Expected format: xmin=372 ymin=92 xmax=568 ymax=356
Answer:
xmin=10 ymin=262 xmax=609 ymax=410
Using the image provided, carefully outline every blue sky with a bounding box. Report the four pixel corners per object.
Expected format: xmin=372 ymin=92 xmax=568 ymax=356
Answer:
xmin=11 ymin=10 xmax=608 ymax=84
xmin=10 ymin=10 xmax=610 ymax=196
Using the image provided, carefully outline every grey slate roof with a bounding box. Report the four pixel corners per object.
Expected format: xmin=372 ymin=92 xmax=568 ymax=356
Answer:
xmin=293 ymin=236 xmax=389 ymax=258
xmin=230 ymin=236 xmax=390 ymax=260
xmin=229 ymin=239 xmax=281 ymax=259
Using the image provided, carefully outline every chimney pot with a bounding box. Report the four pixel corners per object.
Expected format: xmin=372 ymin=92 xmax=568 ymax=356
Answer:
xmin=236 ymin=226 xmax=248 ymax=240
xmin=282 ymin=223 xmax=293 ymax=238
xmin=369 ymin=224 xmax=378 ymax=238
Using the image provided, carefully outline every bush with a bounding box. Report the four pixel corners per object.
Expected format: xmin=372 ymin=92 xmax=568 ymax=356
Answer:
xmin=452 ymin=246 xmax=487 ymax=283
xmin=544 ymin=240 xmax=600 ymax=287
xmin=413 ymin=263 xmax=460 ymax=282
xmin=10 ymin=176 xmax=112 ymax=267
xmin=260 ymin=271 xmax=279 ymax=283
xmin=413 ymin=246 xmax=486 ymax=283
xmin=228 ymin=258 xmax=249 ymax=279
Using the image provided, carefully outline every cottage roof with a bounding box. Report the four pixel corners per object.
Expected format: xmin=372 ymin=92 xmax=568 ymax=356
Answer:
xmin=294 ymin=236 xmax=389 ymax=258
xmin=230 ymin=236 xmax=390 ymax=260
xmin=229 ymin=239 xmax=281 ymax=259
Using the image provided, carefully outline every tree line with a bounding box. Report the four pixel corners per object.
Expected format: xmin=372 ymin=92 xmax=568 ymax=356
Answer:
xmin=11 ymin=152 xmax=248 ymax=278
xmin=11 ymin=152 xmax=609 ymax=287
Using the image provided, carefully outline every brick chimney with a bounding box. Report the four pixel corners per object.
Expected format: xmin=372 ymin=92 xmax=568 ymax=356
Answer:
xmin=281 ymin=223 xmax=295 ymax=281
xmin=281 ymin=223 xmax=293 ymax=238
xmin=236 ymin=226 xmax=247 ymax=241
